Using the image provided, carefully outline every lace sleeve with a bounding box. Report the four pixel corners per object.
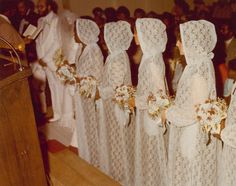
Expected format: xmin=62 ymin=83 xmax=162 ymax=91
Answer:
xmin=89 ymin=46 xmax=104 ymax=83
xmin=136 ymin=62 xmax=166 ymax=110
xmin=149 ymin=62 xmax=166 ymax=94
xmin=167 ymin=74 xmax=207 ymax=127
xmin=221 ymin=125 xmax=236 ymax=148
xmin=191 ymin=74 xmax=209 ymax=105
xmin=99 ymin=54 xmax=127 ymax=100
xmin=221 ymin=89 xmax=236 ymax=148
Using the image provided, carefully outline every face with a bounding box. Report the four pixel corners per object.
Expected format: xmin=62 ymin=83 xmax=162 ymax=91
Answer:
xmin=117 ymin=13 xmax=126 ymax=21
xmin=17 ymin=2 xmax=27 ymax=17
xmin=37 ymin=0 xmax=48 ymax=16
xmin=134 ymin=28 xmax=140 ymax=45
xmin=220 ymin=24 xmax=233 ymax=41
xmin=176 ymin=40 xmax=184 ymax=55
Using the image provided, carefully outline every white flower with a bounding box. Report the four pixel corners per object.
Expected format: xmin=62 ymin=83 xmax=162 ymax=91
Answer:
xmin=113 ymin=85 xmax=136 ymax=114
xmin=147 ymin=91 xmax=171 ymax=119
xmin=196 ymin=98 xmax=227 ymax=135
xmin=79 ymin=76 xmax=97 ymax=98
xmin=56 ymin=63 xmax=76 ymax=83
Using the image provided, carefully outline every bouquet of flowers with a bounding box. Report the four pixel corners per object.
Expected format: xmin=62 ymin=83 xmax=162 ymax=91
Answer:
xmin=56 ymin=61 xmax=77 ymax=84
xmin=195 ymin=98 xmax=227 ymax=140
xmin=113 ymin=85 xmax=136 ymax=114
xmin=147 ymin=90 xmax=171 ymax=119
xmin=53 ymin=48 xmax=64 ymax=67
xmin=79 ymin=76 xmax=97 ymax=98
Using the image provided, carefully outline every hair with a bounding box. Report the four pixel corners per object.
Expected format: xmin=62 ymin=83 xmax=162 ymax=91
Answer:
xmin=228 ymin=58 xmax=236 ymax=70
xmin=46 ymin=0 xmax=58 ymax=13
xmin=104 ymin=7 xmax=116 ymax=22
xmin=117 ymin=6 xmax=130 ymax=18
xmin=17 ymin=0 xmax=35 ymax=11
xmin=174 ymin=0 xmax=190 ymax=14
xmin=80 ymin=15 xmax=94 ymax=21
xmin=146 ymin=11 xmax=158 ymax=18
xmin=0 ymin=0 xmax=15 ymax=14
xmin=92 ymin=7 xmax=103 ymax=16
xmin=134 ymin=8 xmax=145 ymax=18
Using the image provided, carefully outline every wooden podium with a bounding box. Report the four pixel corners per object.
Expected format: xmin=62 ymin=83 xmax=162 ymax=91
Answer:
xmin=0 ymin=64 xmax=47 ymax=185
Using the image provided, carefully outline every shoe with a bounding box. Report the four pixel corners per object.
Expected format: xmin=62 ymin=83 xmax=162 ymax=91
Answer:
xmin=48 ymin=114 xmax=60 ymax=122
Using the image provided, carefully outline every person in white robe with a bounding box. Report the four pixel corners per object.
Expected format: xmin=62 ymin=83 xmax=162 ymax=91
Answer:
xmin=95 ymin=21 xmax=134 ymax=185
xmin=57 ymin=10 xmax=81 ymax=148
xmin=133 ymin=18 xmax=168 ymax=186
xmin=74 ymin=18 xmax=104 ymax=167
xmin=36 ymin=0 xmax=64 ymax=122
xmin=218 ymin=82 xmax=236 ymax=186
xmin=162 ymin=20 xmax=218 ymax=186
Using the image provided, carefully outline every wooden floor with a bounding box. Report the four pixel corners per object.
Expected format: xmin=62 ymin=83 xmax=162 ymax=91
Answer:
xmin=48 ymin=149 xmax=120 ymax=186
xmin=37 ymin=108 xmax=120 ymax=185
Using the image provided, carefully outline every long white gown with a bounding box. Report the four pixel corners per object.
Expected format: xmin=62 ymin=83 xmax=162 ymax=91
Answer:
xmin=97 ymin=21 xmax=134 ymax=185
xmin=74 ymin=19 xmax=104 ymax=168
xmin=166 ymin=20 xmax=218 ymax=186
xmin=57 ymin=10 xmax=81 ymax=147
xmin=219 ymin=82 xmax=236 ymax=186
xmin=36 ymin=11 xmax=64 ymax=120
xmin=134 ymin=18 xmax=168 ymax=186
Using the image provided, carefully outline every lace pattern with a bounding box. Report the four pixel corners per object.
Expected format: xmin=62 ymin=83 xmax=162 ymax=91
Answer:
xmin=219 ymin=83 xmax=236 ymax=186
xmin=75 ymin=19 xmax=104 ymax=169
xmin=166 ymin=20 xmax=218 ymax=186
xmin=76 ymin=18 xmax=99 ymax=44
xmin=136 ymin=18 xmax=167 ymax=55
xmin=97 ymin=21 xmax=134 ymax=185
xmin=134 ymin=18 xmax=168 ymax=186
xmin=104 ymin=21 xmax=133 ymax=53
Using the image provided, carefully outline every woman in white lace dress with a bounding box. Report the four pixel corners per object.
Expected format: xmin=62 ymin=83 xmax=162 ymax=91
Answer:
xmin=95 ymin=21 xmax=134 ymax=185
xmin=162 ymin=20 xmax=218 ymax=186
xmin=218 ymin=82 xmax=236 ymax=186
xmin=57 ymin=10 xmax=80 ymax=129
xmin=74 ymin=18 xmax=104 ymax=167
xmin=133 ymin=18 xmax=168 ymax=186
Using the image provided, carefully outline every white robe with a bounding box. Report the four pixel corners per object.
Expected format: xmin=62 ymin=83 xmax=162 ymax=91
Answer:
xmin=167 ymin=72 xmax=217 ymax=186
xmin=135 ymin=55 xmax=168 ymax=186
xmin=75 ymin=43 xmax=104 ymax=167
xmin=56 ymin=11 xmax=80 ymax=146
xmin=219 ymin=83 xmax=236 ymax=186
xmin=36 ymin=11 xmax=64 ymax=118
xmin=97 ymin=51 xmax=134 ymax=185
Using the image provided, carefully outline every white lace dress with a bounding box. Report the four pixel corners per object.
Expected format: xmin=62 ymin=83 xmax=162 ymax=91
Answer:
xmin=74 ymin=19 xmax=104 ymax=168
xmin=166 ymin=20 xmax=218 ymax=186
xmin=57 ymin=10 xmax=80 ymax=132
xmin=97 ymin=21 xmax=134 ymax=185
xmin=134 ymin=18 xmax=168 ymax=186
xmin=219 ymin=82 xmax=236 ymax=186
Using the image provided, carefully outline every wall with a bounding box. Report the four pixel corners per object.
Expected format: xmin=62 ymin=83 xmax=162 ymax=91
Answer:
xmin=61 ymin=0 xmax=216 ymax=16
xmin=33 ymin=0 xmax=216 ymax=16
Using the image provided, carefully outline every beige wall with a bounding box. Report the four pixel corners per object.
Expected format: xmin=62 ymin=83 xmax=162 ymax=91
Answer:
xmin=62 ymin=0 xmax=216 ymax=16
xmin=33 ymin=0 xmax=216 ymax=16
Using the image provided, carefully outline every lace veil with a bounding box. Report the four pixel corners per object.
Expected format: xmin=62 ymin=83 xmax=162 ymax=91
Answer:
xmin=75 ymin=18 xmax=103 ymax=80
xmin=221 ymin=82 xmax=236 ymax=148
xmin=136 ymin=18 xmax=167 ymax=99
xmin=76 ymin=18 xmax=100 ymax=45
xmin=180 ymin=20 xmax=217 ymax=99
xmin=104 ymin=20 xmax=133 ymax=54
xmin=58 ymin=10 xmax=80 ymax=64
xmin=165 ymin=20 xmax=217 ymax=162
xmin=167 ymin=20 xmax=217 ymax=126
xmin=136 ymin=18 xmax=167 ymax=56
